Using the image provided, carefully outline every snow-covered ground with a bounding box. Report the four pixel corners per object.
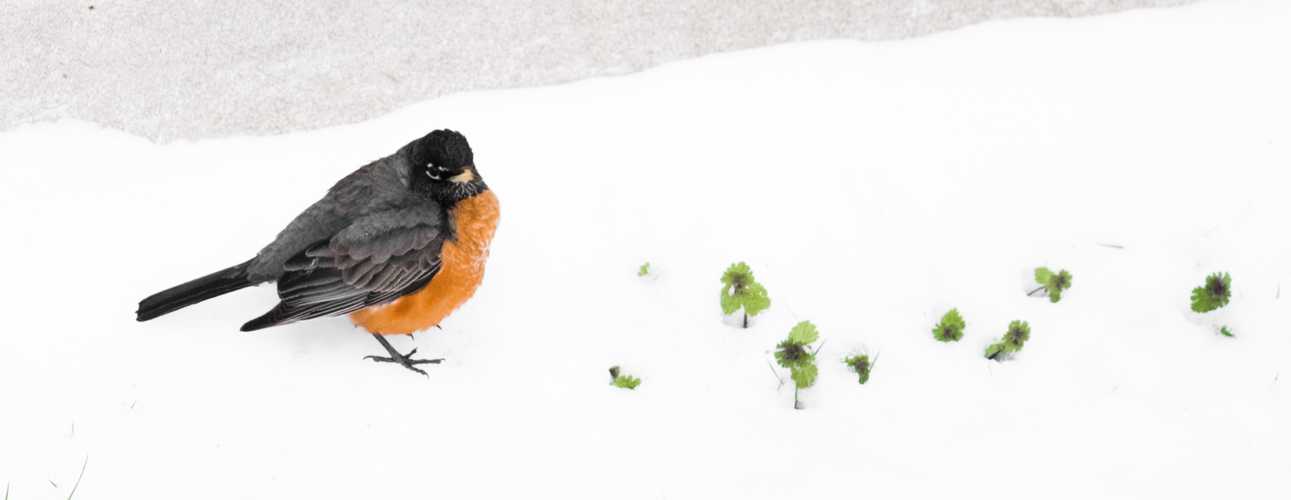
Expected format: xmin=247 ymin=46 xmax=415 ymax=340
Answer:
xmin=2 ymin=0 xmax=1288 ymax=498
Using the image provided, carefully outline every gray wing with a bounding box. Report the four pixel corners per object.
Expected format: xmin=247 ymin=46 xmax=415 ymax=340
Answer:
xmin=240 ymin=204 xmax=446 ymax=332
xmin=246 ymin=153 xmax=422 ymax=282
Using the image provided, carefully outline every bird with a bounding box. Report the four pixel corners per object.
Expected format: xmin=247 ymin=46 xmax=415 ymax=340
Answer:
xmin=136 ymin=129 xmax=499 ymax=374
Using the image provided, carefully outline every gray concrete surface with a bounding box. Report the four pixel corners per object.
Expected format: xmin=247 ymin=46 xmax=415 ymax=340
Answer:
xmin=2 ymin=0 xmax=1198 ymax=141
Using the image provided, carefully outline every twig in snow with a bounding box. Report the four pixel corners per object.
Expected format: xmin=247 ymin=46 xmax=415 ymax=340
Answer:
xmin=1097 ymin=242 xmax=1125 ymax=250
xmin=766 ymin=360 xmax=784 ymax=389
xmin=68 ymin=455 xmax=88 ymax=500
xmin=1027 ymin=286 xmax=1046 ymax=297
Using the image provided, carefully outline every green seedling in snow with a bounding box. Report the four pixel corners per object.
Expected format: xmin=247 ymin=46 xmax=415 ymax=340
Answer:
xmin=985 ymin=320 xmax=1031 ymax=362
xmin=1220 ymin=326 xmax=1235 ymax=338
xmin=608 ymin=366 xmax=641 ymax=390
xmin=843 ymin=354 xmax=875 ymax=384
xmin=638 ymin=262 xmax=651 ymax=277
xmin=1030 ymin=267 xmax=1073 ymax=303
xmin=1191 ymin=272 xmax=1232 ymax=313
xmin=720 ymin=262 xmax=771 ymax=328
xmin=933 ymin=308 xmax=966 ymax=342
xmin=775 ymin=321 xmax=821 ymax=409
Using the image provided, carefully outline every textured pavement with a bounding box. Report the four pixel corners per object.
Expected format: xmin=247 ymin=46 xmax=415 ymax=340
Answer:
xmin=1 ymin=0 xmax=1199 ymax=141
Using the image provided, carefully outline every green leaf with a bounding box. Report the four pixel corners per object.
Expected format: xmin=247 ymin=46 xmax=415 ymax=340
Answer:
xmin=1037 ymin=267 xmax=1073 ymax=303
xmin=986 ymin=321 xmax=1030 ymax=361
xmin=932 ymin=308 xmax=966 ymax=342
xmin=774 ymin=340 xmax=814 ymax=369
xmin=638 ymin=262 xmax=650 ymax=277
xmin=612 ymin=375 xmax=641 ymax=390
xmin=721 ymin=262 xmax=753 ymax=287
xmin=609 ymin=366 xmax=641 ymax=390
xmin=984 ymin=341 xmax=1007 ymax=361
xmin=787 ymin=321 xmax=819 ymax=345
xmin=1056 ymin=270 xmax=1073 ymax=290
xmin=844 ymin=355 xmax=872 ymax=384
xmin=1190 ymin=272 xmax=1232 ymax=313
xmin=1034 ymin=267 xmax=1054 ymax=285
xmin=742 ymin=282 xmax=771 ymax=317
xmin=720 ymin=286 xmax=740 ymax=315
xmin=790 ymin=363 xmax=818 ymax=389
xmin=1004 ymin=320 xmax=1031 ymax=348
xmin=719 ymin=262 xmax=771 ymax=319
xmin=1220 ymin=326 xmax=1235 ymax=338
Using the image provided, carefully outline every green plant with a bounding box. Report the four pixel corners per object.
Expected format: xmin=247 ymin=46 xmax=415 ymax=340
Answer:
xmin=1191 ymin=272 xmax=1232 ymax=313
xmin=775 ymin=321 xmax=820 ymax=409
xmin=843 ymin=354 xmax=874 ymax=384
xmin=932 ymin=308 xmax=966 ymax=342
xmin=1030 ymin=267 xmax=1073 ymax=303
xmin=638 ymin=262 xmax=651 ymax=277
xmin=985 ymin=320 xmax=1031 ymax=361
xmin=608 ymin=366 xmax=641 ymax=390
xmin=1219 ymin=326 xmax=1235 ymax=338
xmin=720 ymin=262 xmax=771 ymax=328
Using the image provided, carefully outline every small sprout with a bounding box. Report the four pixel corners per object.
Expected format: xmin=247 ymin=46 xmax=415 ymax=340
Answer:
xmin=608 ymin=366 xmax=641 ymax=390
xmin=1219 ymin=326 xmax=1235 ymax=338
xmin=774 ymin=321 xmax=820 ymax=409
xmin=932 ymin=308 xmax=966 ymax=342
xmin=720 ymin=262 xmax=771 ymax=328
xmin=1031 ymin=267 xmax=1073 ymax=303
xmin=985 ymin=320 xmax=1031 ymax=362
xmin=843 ymin=354 xmax=874 ymax=384
xmin=638 ymin=262 xmax=651 ymax=277
xmin=1191 ymin=272 xmax=1232 ymax=313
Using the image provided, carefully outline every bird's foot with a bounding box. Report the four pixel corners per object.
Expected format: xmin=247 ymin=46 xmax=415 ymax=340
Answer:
xmin=365 ymin=334 xmax=444 ymax=375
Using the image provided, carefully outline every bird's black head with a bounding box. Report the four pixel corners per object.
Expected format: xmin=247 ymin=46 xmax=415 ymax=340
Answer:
xmin=405 ymin=129 xmax=487 ymax=203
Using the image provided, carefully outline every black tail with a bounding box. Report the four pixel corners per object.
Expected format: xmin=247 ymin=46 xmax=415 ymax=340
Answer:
xmin=137 ymin=261 xmax=256 ymax=322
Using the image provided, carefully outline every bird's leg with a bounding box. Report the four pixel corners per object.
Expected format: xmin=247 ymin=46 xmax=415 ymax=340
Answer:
xmin=364 ymin=333 xmax=444 ymax=375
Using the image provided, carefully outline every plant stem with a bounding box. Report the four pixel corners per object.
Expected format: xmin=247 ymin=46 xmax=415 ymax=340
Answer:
xmin=1027 ymin=286 xmax=1045 ymax=296
xmin=742 ymin=312 xmax=748 ymax=329
xmin=68 ymin=455 xmax=88 ymax=500
xmin=794 ymin=386 xmax=801 ymax=410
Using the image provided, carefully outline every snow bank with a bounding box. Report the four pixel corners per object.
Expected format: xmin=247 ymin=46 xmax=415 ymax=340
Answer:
xmin=1 ymin=1 xmax=1287 ymax=498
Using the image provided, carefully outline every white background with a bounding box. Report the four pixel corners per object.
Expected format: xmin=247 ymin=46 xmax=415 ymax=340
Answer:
xmin=1 ymin=0 xmax=1288 ymax=498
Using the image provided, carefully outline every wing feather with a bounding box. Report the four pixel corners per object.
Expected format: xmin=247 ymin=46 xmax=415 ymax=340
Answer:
xmin=240 ymin=205 xmax=447 ymax=332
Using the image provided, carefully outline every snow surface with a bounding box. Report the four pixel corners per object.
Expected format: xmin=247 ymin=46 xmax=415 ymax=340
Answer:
xmin=2 ymin=0 xmax=1289 ymax=498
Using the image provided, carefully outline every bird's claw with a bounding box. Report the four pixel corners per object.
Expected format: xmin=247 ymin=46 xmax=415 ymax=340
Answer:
xmin=365 ymin=337 xmax=444 ymax=375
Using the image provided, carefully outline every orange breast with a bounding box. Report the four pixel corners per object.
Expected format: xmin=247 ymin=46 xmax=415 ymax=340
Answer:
xmin=350 ymin=190 xmax=499 ymax=335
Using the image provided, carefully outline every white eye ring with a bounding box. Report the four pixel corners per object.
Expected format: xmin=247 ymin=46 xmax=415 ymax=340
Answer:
xmin=426 ymin=169 xmax=441 ymax=180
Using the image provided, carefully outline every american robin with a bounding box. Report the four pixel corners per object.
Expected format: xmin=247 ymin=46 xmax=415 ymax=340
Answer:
xmin=136 ymin=129 xmax=499 ymax=374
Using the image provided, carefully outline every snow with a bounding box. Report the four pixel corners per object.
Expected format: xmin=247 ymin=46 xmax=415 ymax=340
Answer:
xmin=2 ymin=0 xmax=1289 ymax=498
